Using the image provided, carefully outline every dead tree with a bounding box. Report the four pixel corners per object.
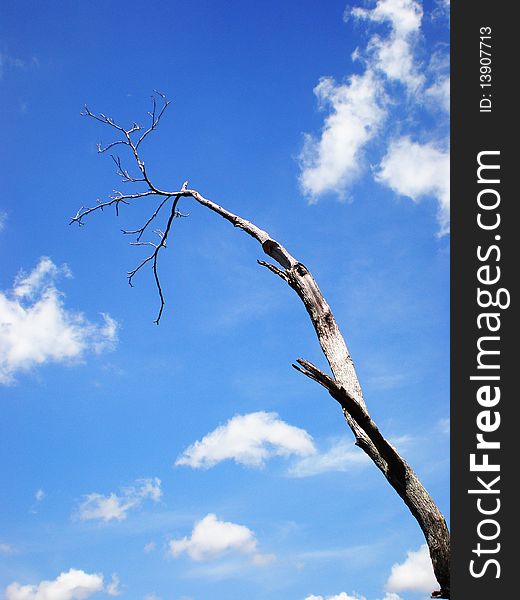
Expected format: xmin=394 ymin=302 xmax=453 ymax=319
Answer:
xmin=72 ymin=93 xmax=450 ymax=598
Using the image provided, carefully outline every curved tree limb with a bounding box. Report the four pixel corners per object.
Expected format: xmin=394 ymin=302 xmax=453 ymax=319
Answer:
xmin=73 ymin=96 xmax=450 ymax=598
xmin=293 ymin=359 xmax=450 ymax=598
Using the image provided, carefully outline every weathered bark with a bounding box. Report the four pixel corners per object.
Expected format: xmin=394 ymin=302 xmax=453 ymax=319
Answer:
xmin=180 ymin=189 xmax=451 ymax=598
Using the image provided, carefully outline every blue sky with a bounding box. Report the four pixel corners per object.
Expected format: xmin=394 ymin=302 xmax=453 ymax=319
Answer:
xmin=0 ymin=2 xmax=449 ymax=600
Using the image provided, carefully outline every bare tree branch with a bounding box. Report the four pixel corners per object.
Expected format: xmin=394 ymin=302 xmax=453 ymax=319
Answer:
xmin=110 ymin=155 xmax=146 ymax=183
xmin=70 ymin=191 xmax=160 ymax=225
xmin=135 ymin=91 xmax=170 ymax=149
xmin=74 ymin=96 xmax=450 ymax=598
xmin=122 ymin=195 xmax=172 ymax=241
xmin=97 ymin=140 xmax=128 ymax=154
xmin=257 ymin=260 xmax=289 ymax=282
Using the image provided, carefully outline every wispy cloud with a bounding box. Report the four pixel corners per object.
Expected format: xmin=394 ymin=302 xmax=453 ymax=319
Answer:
xmin=77 ymin=477 xmax=162 ymax=522
xmin=437 ymin=417 xmax=450 ymax=434
xmin=292 ymin=433 xmax=412 ymax=478
xmin=0 ymin=257 xmax=118 ymax=384
xmin=425 ymin=74 xmax=450 ymax=113
xmin=169 ymin=513 xmax=274 ymax=566
xmin=299 ymin=0 xmax=450 ymax=235
xmin=143 ymin=541 xmax=156 ymax=554
xmin=351 ymin=0 xmax=424 ymax=90
xmin=0 ymin=52 xmax=38 ymax=81
xmin=296 ymin=540 xmax=386 ymax=568
xmin=0 ymin=53 xmax=24 ymax=80
xmin=424 ymin=45 xmax=450 ymax=113
xmin=288 ymin=438 xmax=369 ymax=477
xmin=106 ymin=574 xmax=122 ymax=597
xmin=0 ymin=542 xmax=15 ymax=555
xmin=175 ymin=412 xmax=316 ymax=469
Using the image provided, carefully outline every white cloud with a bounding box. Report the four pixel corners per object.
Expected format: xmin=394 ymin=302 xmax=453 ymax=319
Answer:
xmin=12 ymin=258 xmax=71 ymax=299
xmin=376 ymin=137 xmax=450 ymax=235
xmin=177 ymin=418 xmax=373 ymax=478
xmin=288 ymin=438 xmax=369 ymax=477
xmin=299 ymin=70 xmax=386 ymax=199
xmin=299 ymin=1 xmax=450 ymax=235
xmin=352 ymin=0 xmax=424 ymax=90
xmin=385 ymin=544 xmax=437 ymax=594
xmin=143 ymin=595 xmax=161 ymax=600
xmin=0 ymin=258 xmax=118 ymax=384
xmin=169 ymin=513 xmax=273 ymax=565
xmin=175 ymin=411 xmax=316 ymax=469
xmin=4 ymin=569 xmax=105 ymax=600
xmin=77 ymin=477 xmax=161 ymax=522
xmin=35 ymin=489 xmax=45 ymax=502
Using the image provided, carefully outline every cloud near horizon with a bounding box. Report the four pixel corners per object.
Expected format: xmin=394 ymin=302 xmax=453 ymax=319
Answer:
xmin=305 ymin=594 xmax=365 ymax=600
xmin=0 ymin=257 xmax=117 ymax=384
xmin=304 ymin=544 xmax=437 ymax=599
xmin=4 ymin=568 xmax=120 ymax=600
xmin=304 ymin=593 xmax=401 ymax=600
